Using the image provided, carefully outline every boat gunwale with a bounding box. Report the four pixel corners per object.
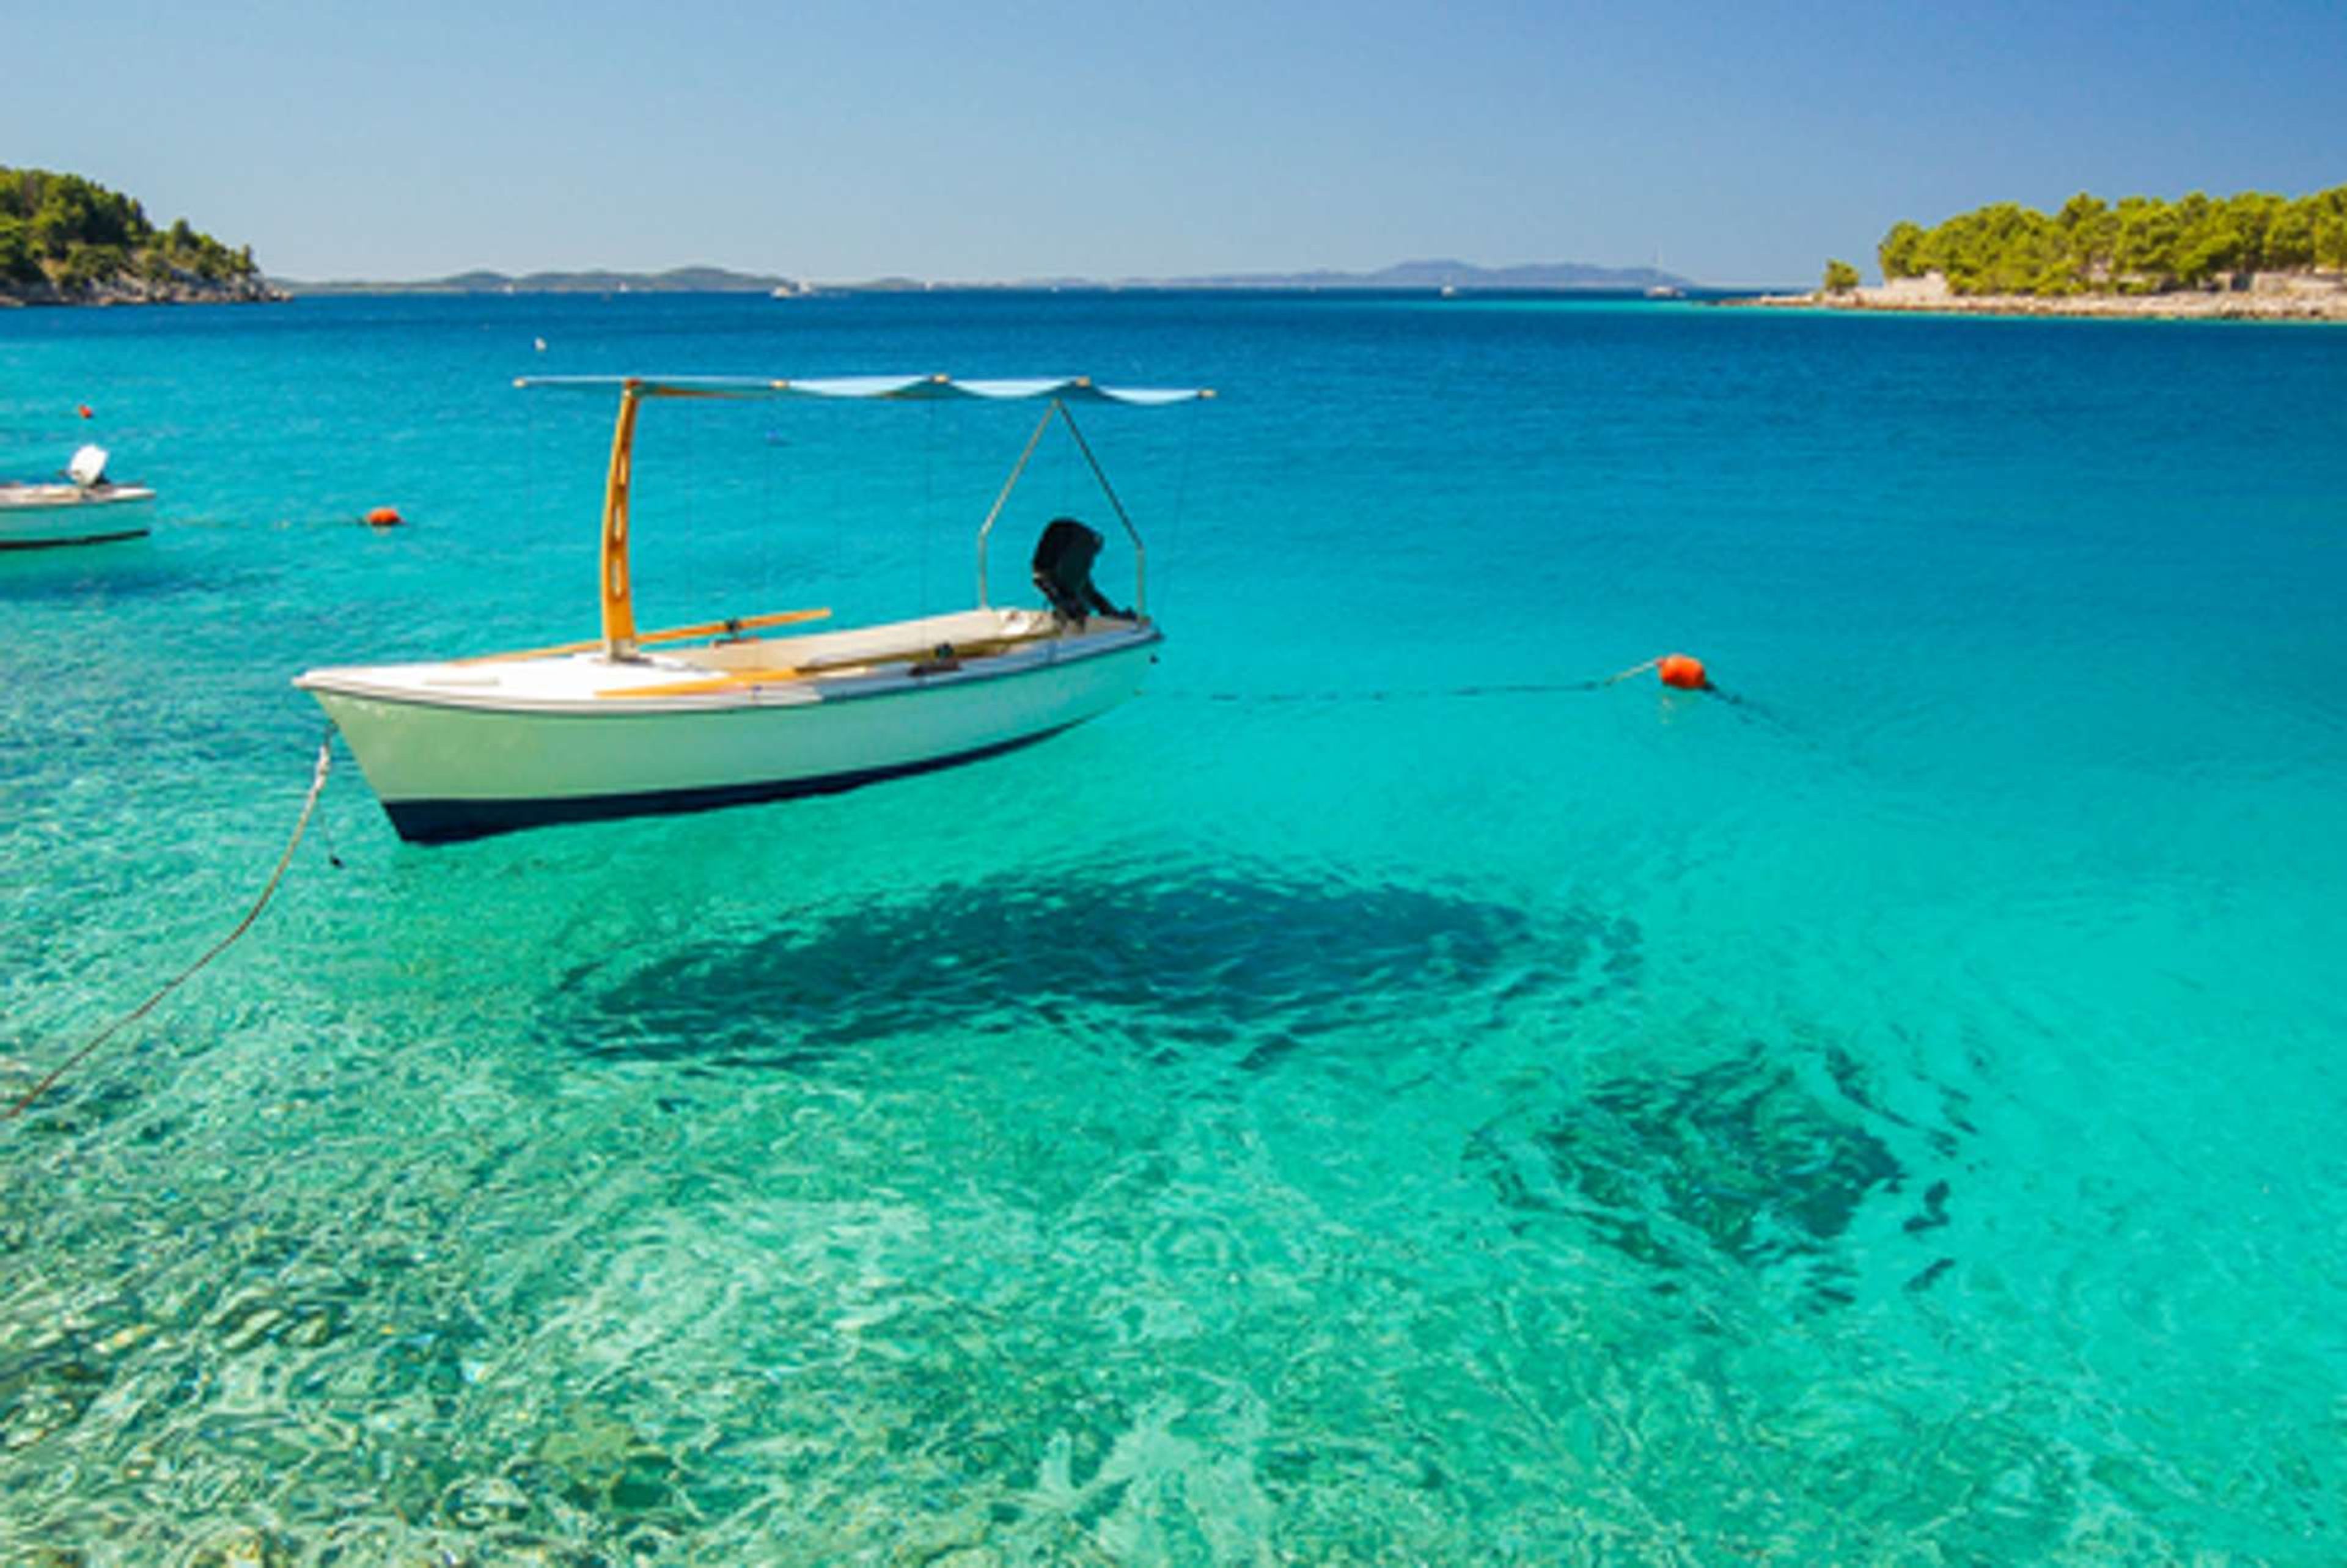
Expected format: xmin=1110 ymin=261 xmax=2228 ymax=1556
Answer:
xmin=295 ymin=621 xmax=1161 ymax=717
xmin=0 ymin=485 xmax=157 ymax=510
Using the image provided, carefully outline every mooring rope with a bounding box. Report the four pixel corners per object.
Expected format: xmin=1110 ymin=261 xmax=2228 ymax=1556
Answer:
xmin=1181 ymin=656 xmax=1671 ymax=706
xmin=4 ymin=732 xmax=336 ymax=1124
xmin=1172 ymin=654 xmax=1801 ymax=737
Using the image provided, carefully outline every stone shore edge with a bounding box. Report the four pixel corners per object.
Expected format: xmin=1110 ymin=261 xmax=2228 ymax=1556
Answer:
xmin=1726 ymin=283 xmax=2347 ymax=323
xmin=0 ymin=277 xmax=286 ymax=308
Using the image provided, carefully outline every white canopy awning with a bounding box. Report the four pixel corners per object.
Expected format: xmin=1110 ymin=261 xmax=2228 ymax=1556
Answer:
xmin=515 ymin=374 xmax=1213 ymax=405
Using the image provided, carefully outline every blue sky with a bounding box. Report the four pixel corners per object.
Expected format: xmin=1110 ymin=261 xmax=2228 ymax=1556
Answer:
xmin=7 ymin=0 xmax=2343 ymax=285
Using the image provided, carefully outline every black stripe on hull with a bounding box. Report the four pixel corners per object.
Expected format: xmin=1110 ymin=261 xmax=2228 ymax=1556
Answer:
xmin=381 ymin=721 xmax=1082 ymax=844
xmin=0 ymin=527 xmax=151 ymax=551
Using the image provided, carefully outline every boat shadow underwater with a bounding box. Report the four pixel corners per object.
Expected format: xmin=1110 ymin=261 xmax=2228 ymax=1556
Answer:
xmin=542 ymin=857 xmax=1645 ymax=1075
xmin=542 ymin=849 xmax=1958 ymax=1314
xmin=0 ymin=542 xmax=247 ymax=608
xmin=1467 ymin=1036 xmax=1963 ymax=1311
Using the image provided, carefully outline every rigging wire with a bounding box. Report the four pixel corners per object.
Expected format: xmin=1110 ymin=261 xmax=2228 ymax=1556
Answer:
xmin=1161 ymin=415 xmax=1199 ymax=620
xmin=759 ymin=417 xmax=782 ymax=612
xmin=919 ymin=397 xmax=938 ymax=616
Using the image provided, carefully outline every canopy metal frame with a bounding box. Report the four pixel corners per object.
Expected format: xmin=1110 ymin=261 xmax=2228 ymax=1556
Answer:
xmin=971 ymin=398 xmax=1147 ymax=615
xmin=516 ymin=374 xmax=1209 ymax=659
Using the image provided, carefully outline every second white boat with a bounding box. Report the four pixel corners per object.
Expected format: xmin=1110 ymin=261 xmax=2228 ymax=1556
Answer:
xmin=0 ymin=444 xmax=155 ymax=549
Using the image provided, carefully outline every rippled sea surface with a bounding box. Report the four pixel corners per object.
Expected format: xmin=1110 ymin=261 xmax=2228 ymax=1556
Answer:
xmin=5 ymin=293 xmax=2346 ymax=1564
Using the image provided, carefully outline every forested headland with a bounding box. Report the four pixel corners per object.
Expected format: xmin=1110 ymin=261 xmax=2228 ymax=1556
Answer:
xmin=1 ymin=167 xmax=280 ymax=305
xmin=1871 ymin=185 xmax=2347 ymax=296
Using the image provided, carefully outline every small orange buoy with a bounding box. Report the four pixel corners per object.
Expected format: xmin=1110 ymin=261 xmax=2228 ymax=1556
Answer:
xmin=365 ymin=505 xmax=403 ymax=528
xmin=1658 ymin=653 xmax=1710 ymax=691
xmin=76 ymin=404 xmax=93 ymax=419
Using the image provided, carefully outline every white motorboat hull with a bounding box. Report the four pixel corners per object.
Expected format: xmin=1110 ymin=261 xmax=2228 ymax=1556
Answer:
xmin=0 ymin=485 xmax=156 ymax=549
xmin=299 ymin=612 xmax=1159 ymax=842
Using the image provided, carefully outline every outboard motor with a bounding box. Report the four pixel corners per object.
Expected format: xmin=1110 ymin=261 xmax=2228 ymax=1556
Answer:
xmin=1031 ymin=516 xmax=1128 ymax=625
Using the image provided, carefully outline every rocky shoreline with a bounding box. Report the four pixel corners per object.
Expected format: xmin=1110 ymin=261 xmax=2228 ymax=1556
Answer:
xmin=1729 ymin=271 xmax=2347 ymax=323
xmin=0 ymin=275 xmax=287 ymax=307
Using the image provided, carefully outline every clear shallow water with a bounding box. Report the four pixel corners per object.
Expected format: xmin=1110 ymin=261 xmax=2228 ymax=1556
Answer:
xmin=4 ymin=293 xmax=2346 ymax=1564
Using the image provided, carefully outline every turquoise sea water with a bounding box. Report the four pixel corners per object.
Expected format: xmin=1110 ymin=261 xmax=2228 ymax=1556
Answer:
xmin=4 ymin=292 xmax=2346 ymax=1564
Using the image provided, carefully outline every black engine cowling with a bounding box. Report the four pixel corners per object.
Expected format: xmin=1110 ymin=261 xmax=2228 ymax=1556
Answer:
xmin=1030 ymin=517 xmax=1128 ymax=624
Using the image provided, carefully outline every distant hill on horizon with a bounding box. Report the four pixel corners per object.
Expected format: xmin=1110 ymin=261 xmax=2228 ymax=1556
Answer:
xmin=1141 ymin=257 xmax=1697 ymax=291
xmin=279 ymin=265 xmax=804 ymax=296
xmin=275 ymin=257 xmax=1704 ymax=296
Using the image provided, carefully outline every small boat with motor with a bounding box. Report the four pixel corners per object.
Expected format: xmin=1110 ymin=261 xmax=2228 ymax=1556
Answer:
xmin=0 ymin=445 xmax=156 ymax=549
xmin=296 ymin=373 xmax=1210 ymax=843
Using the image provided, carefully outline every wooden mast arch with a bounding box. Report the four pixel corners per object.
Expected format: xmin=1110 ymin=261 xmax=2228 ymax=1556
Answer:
xmin=600 ymin=380 xmax=644 ymax=656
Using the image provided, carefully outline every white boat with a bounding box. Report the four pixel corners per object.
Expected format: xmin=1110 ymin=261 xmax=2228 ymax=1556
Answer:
xmin=0 ymin=445 xmax=155 ymax=549
xmin=296 ymin=373 xmax=1210 ymax=843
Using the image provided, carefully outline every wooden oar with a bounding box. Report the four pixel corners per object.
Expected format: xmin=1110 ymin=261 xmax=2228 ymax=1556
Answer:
xmin=595 ymin=627 xmax=1068 ymax=699
xmin=457 ymin=607 xmax=831 ymax=665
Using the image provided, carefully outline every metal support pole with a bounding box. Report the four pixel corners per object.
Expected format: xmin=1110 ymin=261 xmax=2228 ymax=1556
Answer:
xmin=1058 ymin=401 xmax=1147 ymax=618
xmin=974 ymin=401 xmax=1058 ymax=607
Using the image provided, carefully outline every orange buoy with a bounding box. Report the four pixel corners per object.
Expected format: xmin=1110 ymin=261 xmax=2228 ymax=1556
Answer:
xmin=76 ymin=404 xmax=92 ymax=419
xmin=365 ymin=505 xmax=403 ymax=528
xmin=1658 ymin=653 xmax=1710 ymax=691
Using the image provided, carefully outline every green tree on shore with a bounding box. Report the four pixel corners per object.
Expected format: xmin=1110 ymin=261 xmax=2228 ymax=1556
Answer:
xmin=1822 ymin=259 xmax=1860 ymax=293
xmin=0 ymin=215 xmax=39 ymax=283
xmin=0 ymin=166 xmax=261 ymax=296
xmin=1870 ymin=183 xmax=2347 ymax=296
xmin=2319 ymin=213 xmax=2347 ymax=269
